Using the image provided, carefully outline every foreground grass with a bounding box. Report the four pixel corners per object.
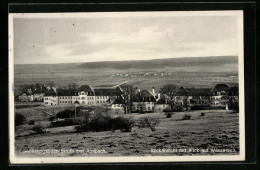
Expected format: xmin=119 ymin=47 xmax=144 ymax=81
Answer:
xmin=15 ymin=110 xmax=239 ymax=157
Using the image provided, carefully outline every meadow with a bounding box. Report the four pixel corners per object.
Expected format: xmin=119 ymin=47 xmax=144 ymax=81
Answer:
xmin=15 ymin=104 xmax=239 ymax=157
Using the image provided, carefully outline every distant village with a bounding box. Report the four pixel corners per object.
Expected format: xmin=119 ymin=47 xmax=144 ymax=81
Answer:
xmin=16 ymin=82 xmax=239 ymax=113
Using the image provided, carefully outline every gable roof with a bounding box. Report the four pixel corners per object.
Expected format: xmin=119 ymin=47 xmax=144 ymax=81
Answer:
xmin=187 ymin=88 xmax=211 ymax=96
xmin=94 ymin=87 xmax=122 ymax=96
xmin=211 ymin=84 xmax=230 ymax=92
xmin=77 ymin=85 xmax=94 ymax=92
xmin=139 ymin=89 xmax=154 ymax=97
xmin=175 ymin=86 xmax=189 ymax=96
xmin=56 ymin=89 xmax=75 ymax=96
xmin=156 ymin=95 xmax=170 ymax=104
xmin=44 ymin=88 xmax=57 ymax=96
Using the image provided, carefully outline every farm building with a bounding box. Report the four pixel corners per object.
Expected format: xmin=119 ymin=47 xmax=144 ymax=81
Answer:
xmin=18 ymin=92 xmax=34 ymax=102
xmin=94 ymin=87 xmax=123 ymax=105
xmin=154 ymin=94 xmax=171 ymax=112
xmin=111 ymin=96 xmax=125 ymax=114
xmin=44 ymin=87 xmax=58 ymax=106
xmin=132 ymin=89 xmax=156 ymax=113
xmin=210 ymin=84 xmax=230 ymax=107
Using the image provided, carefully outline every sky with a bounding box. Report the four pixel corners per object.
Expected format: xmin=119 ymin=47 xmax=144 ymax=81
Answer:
xmin=12 ymin=12 xmax=240 ymax=64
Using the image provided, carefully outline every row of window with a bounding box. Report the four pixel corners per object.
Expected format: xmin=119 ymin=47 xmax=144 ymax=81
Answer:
xmin=60 ymin=101 xmax=72 ymax=103
xmin=59 ymin=96 xmax=72 ymax=99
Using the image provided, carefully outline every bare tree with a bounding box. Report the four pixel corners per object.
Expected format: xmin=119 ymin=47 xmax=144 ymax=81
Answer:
xmin=120 ymin=85 xmax=135 ymax=114
xmin=68 ymin=83 xmax=77 ymax=91
xmin=47 ymin=82 xmax=55 ymax=88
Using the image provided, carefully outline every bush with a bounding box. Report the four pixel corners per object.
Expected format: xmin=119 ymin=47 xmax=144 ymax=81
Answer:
xmin=28 ymin=120 xmax=35 ymax=125
xmin=51 ymin=118 xmax=79 ymax=127
xmin=165 ymin=112 xmax=173 ymax=118
xmin=163 ymin=105 xmax=183 ymax=112
xmin=48 ymin=116 xmax=55 ymax=121
xmin=56 ymin=108 xmax=81 ymax=119
xmin=111 ymin=116 xmax=135 ymax=132
xmin=138 ymin=116 xmax=160 ymax=131
xmin=15 ymin=113 xmax=26 ymax=126
xmin=182 ymin=114 xmax=191 ymax=120
xmin=201 ymin=112 xmax=205 ymax=116
xmin=75 ymin=111 xmax=135 ymax=133
xmin=31 ymin=125 xmax=45 ymax=134
xmin=172 ymin=105 xmax=184 ymax=112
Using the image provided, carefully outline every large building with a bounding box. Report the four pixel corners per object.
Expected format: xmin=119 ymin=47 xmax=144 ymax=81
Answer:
xmin=132 ymin=89 xmax=156 ymax=113
xmin=43 ymin=85 xmax=123 ymax=106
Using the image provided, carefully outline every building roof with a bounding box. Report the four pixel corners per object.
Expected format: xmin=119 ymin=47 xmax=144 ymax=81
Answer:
xmin=77 ymin=85 xmax=94 ymax=93
xmin=56 ymin=89 xmax=75 ymax=96
xmin=211 ymin=84 xmax=230 ymax=92
xmin=175 ymin=86 xmax=189 ymax=96
xmin=94 ymin=87 xmax=122 ymax=96
xmin=44 ymin=88 xmax=57 ymax=96
xmin=187 ymin=88 xmax=211 ymax=96
xmin=139 ymin=89 xmax=154 ymax=97
xmin=156 ymin=95 xmax=170 ymax=104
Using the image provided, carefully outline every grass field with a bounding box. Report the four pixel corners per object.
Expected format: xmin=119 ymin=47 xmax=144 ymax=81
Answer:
xmin=15 ymin=108 xmax=239 ymax=157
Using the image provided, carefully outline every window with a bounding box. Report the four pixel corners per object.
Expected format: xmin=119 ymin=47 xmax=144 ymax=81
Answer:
xmin=81 ymin=97 xmax=85 ymax=100
xmin=81 ymin=92 xmax=85 ymax=95
xmin=82 ymin=101 xmax=85 ymax=104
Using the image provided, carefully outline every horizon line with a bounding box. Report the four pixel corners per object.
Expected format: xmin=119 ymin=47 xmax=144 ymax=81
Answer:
xmin=14 ymin=55 xmax=238 ymax=65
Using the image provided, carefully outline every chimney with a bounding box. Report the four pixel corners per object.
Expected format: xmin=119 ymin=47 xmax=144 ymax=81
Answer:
xmin=158 ymin=93 xmax=161 ymax=100
xmin=152 ymin=86 xmax=155 ymax=94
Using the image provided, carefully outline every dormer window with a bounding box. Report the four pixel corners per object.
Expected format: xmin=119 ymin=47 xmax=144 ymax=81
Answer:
xmin=81 ymin=92 xmax=85 ymax=95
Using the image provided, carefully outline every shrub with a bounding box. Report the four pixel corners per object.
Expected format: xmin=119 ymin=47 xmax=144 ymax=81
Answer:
xmin=172 ymin=105 xmax=184 ymax=112
xmin=111 ymin=116 xmax=135 ymax=132
xmin=48 ymin=116 xmax=55 ymax=121
xmin=31 ymin=125 xmax=45 ymax=134
xmin=201 ymin=112 xmax=205 ymax=116
xmin=163 ymin=105 xmax=183 ymax=112
xmin=28 ymin=120 xmax=35 ymax=125
xmin=182 ymin=114 xmax=191 ymax=120
xmin=56 ymin=108 xmax=81 ymax=119
xmin=15 ymin=113 xmax=26 ymax=126
xmin=165 ymin=112 xmax=173 ymax=118
xmin=138 ymin=116 xmax=160 ymax=131
xmin=75 ymin=112 xmax=135 ymax=133
xmin=51 ymin=118 xmax=79 ymax=127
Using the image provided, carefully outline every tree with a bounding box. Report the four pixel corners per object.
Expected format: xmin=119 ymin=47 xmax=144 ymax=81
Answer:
xmin=68 ymin=83 xmax=77 ymax=91
xmin=47 ymin=82 xmax=55 ymax=87
xmin=120 ymin=85 xmax=135 ymax=114
xmin=228 ymin=96 xmax=239 ymax=112
xmin=15 ymin=113 xmax=26 ymax=126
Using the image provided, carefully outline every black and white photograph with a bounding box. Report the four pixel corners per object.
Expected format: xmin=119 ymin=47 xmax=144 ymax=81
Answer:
xmin=8 ymin=11 xmax=245 ymax=163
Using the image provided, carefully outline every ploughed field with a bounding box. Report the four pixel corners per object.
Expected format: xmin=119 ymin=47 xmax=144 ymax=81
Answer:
xmin=15 ymin=108 xmax=239 ymax=157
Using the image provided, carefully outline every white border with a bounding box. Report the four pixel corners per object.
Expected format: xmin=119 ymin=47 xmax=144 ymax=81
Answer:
xmin=8 ymin=11 xmax=245 ymax=164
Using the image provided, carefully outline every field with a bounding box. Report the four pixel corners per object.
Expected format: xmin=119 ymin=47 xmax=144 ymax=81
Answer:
xmin=13 ymin=56 xmax=238 ymax=95
xmin=15 ymin=106 xmax=239 ymax=157
xmin=13 ymin=56 xmax=239 ymax=157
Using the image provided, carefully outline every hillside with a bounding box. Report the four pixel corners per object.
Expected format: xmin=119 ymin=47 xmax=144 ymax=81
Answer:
xmin=78 ymin=56 xmax=238 ymax=70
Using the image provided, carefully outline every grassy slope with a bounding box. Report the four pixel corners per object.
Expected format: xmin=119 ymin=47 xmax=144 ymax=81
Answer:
xmin=15 ymin=110 xmax=239 ymax=157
